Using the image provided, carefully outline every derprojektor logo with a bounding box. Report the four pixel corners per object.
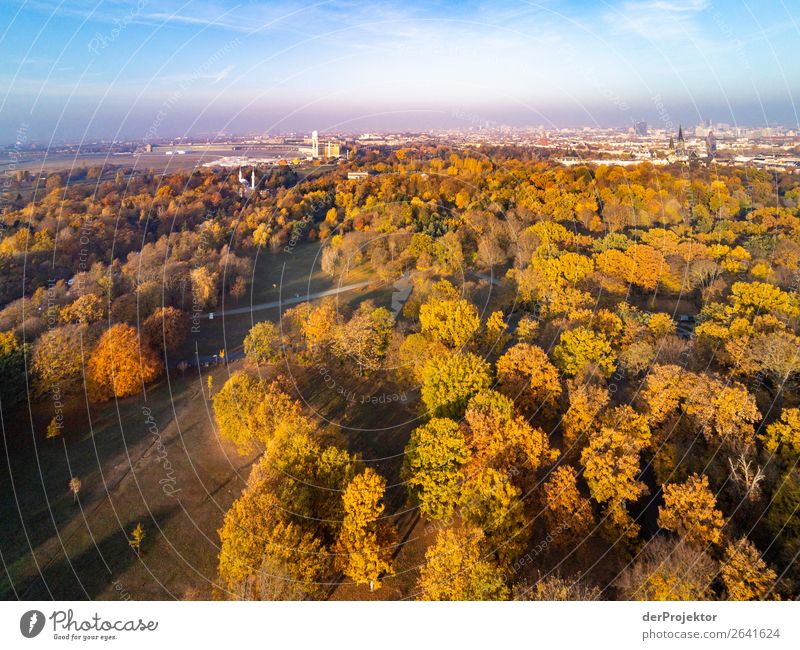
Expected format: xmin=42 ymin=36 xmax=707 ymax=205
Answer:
xmin=20 ymin=610 xmax=46 ymax=638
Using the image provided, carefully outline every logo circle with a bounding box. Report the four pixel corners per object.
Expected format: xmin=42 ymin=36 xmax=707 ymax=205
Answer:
xmin=20 ymin=610 xmax=45 ymax=638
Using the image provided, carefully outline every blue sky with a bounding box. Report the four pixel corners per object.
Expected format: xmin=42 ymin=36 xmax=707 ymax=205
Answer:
xmin=0 ymin=0 xmax=798 ymax=142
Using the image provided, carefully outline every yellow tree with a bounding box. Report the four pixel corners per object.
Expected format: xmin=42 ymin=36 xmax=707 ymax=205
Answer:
xmin=658 ymin=474 xmax=724 ymax=546
xmin=212 ymin=371 xmax=302 ymax=452
xmin=335 ymin=469 xmax=395 ymax=590
xmin=720 ymin=537 xmax=778 ymax=601
xmin=402 ymin=418 xmax=469 ymax=519
xmin=87 ymin=324 xmax=163 ymax=400
xmin=761 ymin=407 xmax=800 ymax=459
xmin=464 ymin=389 xmax=515 ymax=446
xmin=460 ymin=468 xmax=526 ymax=565
xmin=479 ymin=310 xmax=510 ymax=353
xmin=419 ymin=298 xmax=480 ymax=349
xmin=472 ymin=414 xmax=558 ymax=478
xmin=542 ymin=465 xmax=595 ymax=545
xmin=59 ymin=293 xmax=105 ymax=325
xmin=581 ymin=407 xmax=651 ymax=540
xmin=243 ymin=321 xmax=282 ymax=365
xmin=420 ymin=352 xmax=491 ymax=418
xmin=562 ymin=380 xmax=609 ymax=454
xmin=416 ymin=527 xmax=508 ymax=601
xmin=496 ymin=343 xmax=562 ymax=415
xmin=552 ymin=327 xmax=616 ymax=377
xmin=617 ymin=537 xmax=715 ymax=600
xmin=396 ymin=332 xmax=448 ymax=385
xmin=218 ymin=486 xmax=326 ymax=599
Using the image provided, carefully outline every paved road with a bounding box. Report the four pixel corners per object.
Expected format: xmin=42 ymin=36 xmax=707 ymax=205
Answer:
xmin=204 ymin=280 xmax=373 ymax=319
xmin=473 ymin=271 xmax=502 ymax=286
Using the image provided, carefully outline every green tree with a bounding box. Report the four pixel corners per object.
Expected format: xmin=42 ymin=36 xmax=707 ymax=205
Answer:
xmin=402 ymin=418 xmax=468 ymax=519
xmin=243 ymin=321 xmax=282 ymax=365
xmin=420 ymin=352 xmax=491 ymax=418
xmin=460 ymin=468 xmax=526 ymax=565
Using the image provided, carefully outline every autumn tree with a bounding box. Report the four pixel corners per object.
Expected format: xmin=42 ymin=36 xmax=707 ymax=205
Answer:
xmin=581 ymin=406 xmax=651 ymax=539
xmin=218 ymin=482 xmax=326 ymax=599
xmin=87 ymin=324 xmax=162 ymax=400
xmin=496 ymin=343 xmax=562 ymax=415
xmin=720 ymin=537 xmax=778 ymax=601
xmin=243 ymin=321 xmax=282 ymax=365
xmin=762 ymin=408 xmax=800 ymax=460
xmin=658 ymin=474 xmax=725 ymax=546
xmin=190 ymin=266 xmax=219 ymax=309
xmin=0 ymin=331 xmax=29 ymax=407
xmin=553 ymin=327 xmax=616 ymax=377
xmin=32 ymin=324 xmax=91 ymax=394
xmin=460 ymin=468 xmax=526 ymax=565
xmin=335 ymin=469 xmax=395 ymax=589
xmin=333 ymin=302 xmax=393 ymax=373
xmin=59 ymin=293 xmax=105 ymax=325
xmin=542 ymin=465 xmax=594 ymax=545
xmin=420 ymin=352 xmax=491 ymax=418
xmin=142 ymin=307 xmax=188 ymax=353
xmin=416 ymin=527 xmax=508 ymax=601
xmin=395 ymin=332 xmax=448 ymax=385
xmin=212 ymin=371 xmax=302 ymax=452
xmin=419 ymin=298 xmax=480 ymax=349
xmin=617 ymin=537 xmax=715 ymax=600
xmin=562 ymin=379 xmax=609 ymax=454
xmin=129 ymin=523 xmax=145 ymax=555
xmin=514 ymin=574 xmax=601 ymax=601
xmin=402 ymin=418 xmax=468 ymax=519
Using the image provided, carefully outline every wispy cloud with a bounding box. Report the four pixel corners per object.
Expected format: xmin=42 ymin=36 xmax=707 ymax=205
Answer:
xmin=609 ymin=0 xmax=710 ymax=39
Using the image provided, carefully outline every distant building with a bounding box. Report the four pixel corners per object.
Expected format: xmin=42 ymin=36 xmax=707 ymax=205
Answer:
xmin=676 ymin=125 xmax=686 ymax=156
xmin=347 ymin=171 xmax=371 ymax=180
xmin=706 ymin=131 xmax=717 ymax=158
xmin=145 ymin=143 xmax=153 ymax=153
xmin=311 ymin=130 xmax=319 ymax=159
xmin=634 ymin=121 xmax=648 ymax=136
xmin=324 ymin=141 xmax=341 ymax=158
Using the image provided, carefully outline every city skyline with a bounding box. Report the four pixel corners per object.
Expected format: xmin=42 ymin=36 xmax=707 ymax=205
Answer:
xmin=1 ymin=0 xmax=798 ymax=140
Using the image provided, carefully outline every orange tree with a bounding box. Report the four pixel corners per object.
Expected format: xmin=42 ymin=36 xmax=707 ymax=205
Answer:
xmin=87 ymin=324 xmax=162 ymax=400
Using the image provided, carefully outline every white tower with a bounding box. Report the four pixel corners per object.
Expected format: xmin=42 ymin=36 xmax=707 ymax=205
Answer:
xmin=238 ymin=168 xmax=244 ymax=183
xmin=251 ymin=169 xmax=255 ymax=189
xmin=311 ymin=130 xmax=319 ymax=159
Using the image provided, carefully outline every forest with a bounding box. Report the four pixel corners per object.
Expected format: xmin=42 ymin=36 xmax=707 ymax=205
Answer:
xmin=2 ymin=146 xmax=799 ymax=600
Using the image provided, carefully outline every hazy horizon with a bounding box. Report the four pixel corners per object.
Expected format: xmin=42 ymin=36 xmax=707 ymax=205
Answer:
xmin=1 ymin=0 xmax=798 ymax=142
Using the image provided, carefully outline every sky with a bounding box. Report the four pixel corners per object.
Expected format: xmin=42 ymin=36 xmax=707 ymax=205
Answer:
xmin=0 ymin=0 xmax=798 ymax=142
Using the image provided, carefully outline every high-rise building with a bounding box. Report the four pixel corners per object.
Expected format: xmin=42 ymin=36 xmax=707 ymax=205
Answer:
xmin=634 ymin=121 xmax=648 ymax=136
xmin=311 ymin=130 xmax=319 ymax=159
